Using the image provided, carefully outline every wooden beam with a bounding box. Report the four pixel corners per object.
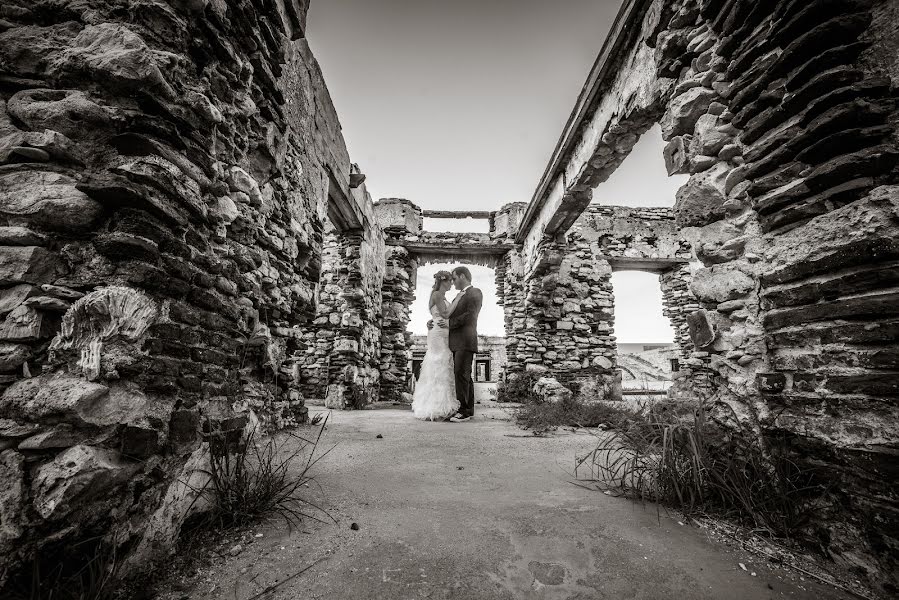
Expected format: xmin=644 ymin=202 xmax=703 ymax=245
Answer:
xmin=326 ymin=166 xmax=363 ymax=231
xmin=421 ymin=210 xmax=494 ymax=219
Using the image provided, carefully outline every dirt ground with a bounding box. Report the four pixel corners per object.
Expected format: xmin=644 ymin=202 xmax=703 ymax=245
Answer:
xmin=152 ymin=403 xmax=853 ymax=600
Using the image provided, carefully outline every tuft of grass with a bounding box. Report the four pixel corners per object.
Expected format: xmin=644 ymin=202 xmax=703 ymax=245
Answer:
xmin=3 ymin=536 xmax=119 ymax=600
xmin=495 ymin=371 xmax=543 ymax=403
xmin=577 ymin=400 xmax=820 ymax=540
xmin=192 ymin=414 xmax=335 ymax=531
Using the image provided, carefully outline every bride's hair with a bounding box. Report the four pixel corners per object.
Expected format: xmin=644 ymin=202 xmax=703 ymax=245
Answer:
xmin=432 ymin=270 xmax=452 ymax=292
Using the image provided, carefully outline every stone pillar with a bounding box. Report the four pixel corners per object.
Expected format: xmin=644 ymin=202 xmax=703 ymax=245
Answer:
xmin=378 ymin=246 xmax=417 ymax=402
xmin=498 ymin=249 xmax=526 ymax=377
xmin=519 ymin=240 xmax=620 ymax=400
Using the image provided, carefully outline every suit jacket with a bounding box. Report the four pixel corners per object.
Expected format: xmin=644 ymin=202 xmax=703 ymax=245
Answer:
xmin=448 ymin=287 xmax=482 ymax=352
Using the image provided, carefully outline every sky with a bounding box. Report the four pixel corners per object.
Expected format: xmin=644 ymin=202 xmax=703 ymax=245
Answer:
xmin=307 ymin=1 xmax=683 ymax=343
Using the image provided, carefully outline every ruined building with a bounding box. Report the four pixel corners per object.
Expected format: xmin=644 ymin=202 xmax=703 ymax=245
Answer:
xmin=0 ymin=0 xmax=896 ymax=592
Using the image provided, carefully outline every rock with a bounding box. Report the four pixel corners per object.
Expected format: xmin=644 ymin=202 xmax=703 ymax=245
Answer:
xmin=0 ymin=342 xmax=30 ymax=371
xmin=18 ymin=424 xmax=88 ymax=450
xmin=0 ymin=305 xmax=48 ymax=342
xmin=663 ymin=135 xmax=692 ymax=175
xmin=350 ymin=522 xmax=360 ymax=531
xmin=229 ymin=544 xmax=243 ymax=556
xmin=762 ymin=186 xmax=899 ymax=284
xmin=0 ymin=373 xmax=109 ymax=425
xmin=689 ymin=114 xmax=732 ymax=157
xmin=39 ymin=284 xmax=84 ymax=301
xmin=592 ymin=356 xmax=613 ymax=370
xmin=0 ymin=246 xmax=58 ymax=285
xmin=0 ymin=226 xmax=48 ymax=247
xmin=687 ymin=310 xmax=716 ymax=349
xmin=24 ymin=296 xmax=70 ymax=312
xmin=661 ymin=87 xmax=717 ymax=138
xmin=0 ymin=450 xmax=25 ymax=554
xmin=210 ymin=195 xmax=239 ymax=225
xmin=533 ymin=377 xmax=572 ymax=403
xmin=31 ymin=444 xmax=138 ymax=520
xmin=0 ymin=130 xmax=79 ymax=164
xmin=0 ymin=171 xmax=104 ymax=233
xmin=49 ymin=24 xmax=176 ymax=99
xmin=690 ymin=265 xmax=755 ymax=303
xmin=6 ymin=89 xmax=112 ymax=138
xmin=674 ymin=163 xmax=730 ymax=228
xmin=227 ymin=167 xmax=263 ymax=205
xmin=93 ymin=232 xmax=160 ymax=262
xmin=0 ymin=419 xmax=40 ymax=440
xmin=0 ymin=284 xmax=36 ymax=316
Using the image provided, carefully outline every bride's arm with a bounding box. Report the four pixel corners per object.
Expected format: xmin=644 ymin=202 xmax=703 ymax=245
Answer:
xmin=445 ymin=293 xmax=462 ymax=317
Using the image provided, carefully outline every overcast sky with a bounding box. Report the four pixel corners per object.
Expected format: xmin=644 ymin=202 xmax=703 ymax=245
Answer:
xmin=307 ymin=0 xmax=682 ymax=343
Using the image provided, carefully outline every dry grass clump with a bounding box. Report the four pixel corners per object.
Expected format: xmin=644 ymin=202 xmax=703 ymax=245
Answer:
xmin=192 ymin=414 xmax=334 ymax=530
xmin=577 ymin=401 xmax=820 ymax=540
xmin=515 ymin=394 xmax=640 ymax=434
xmin=3 ymin=536 xmax=119 ymax=600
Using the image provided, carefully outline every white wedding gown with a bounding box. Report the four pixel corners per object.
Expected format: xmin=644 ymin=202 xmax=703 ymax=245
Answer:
xmin=411 ymin=303 xmax=459 ymax=420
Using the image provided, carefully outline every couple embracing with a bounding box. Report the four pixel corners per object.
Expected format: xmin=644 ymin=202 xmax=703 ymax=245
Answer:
xmin=411 ymin=266 xmax=482 ymax=423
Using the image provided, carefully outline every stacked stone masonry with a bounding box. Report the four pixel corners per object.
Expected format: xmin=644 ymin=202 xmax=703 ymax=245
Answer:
xmin=511 ymin=0 xmax=899 ymax=590
xmin=0 ymin=0 xmax=353 ymax=585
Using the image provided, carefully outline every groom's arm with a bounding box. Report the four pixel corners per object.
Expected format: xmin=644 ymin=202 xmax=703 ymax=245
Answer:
xmin=449 ymin=289 xmax=482 ymax=330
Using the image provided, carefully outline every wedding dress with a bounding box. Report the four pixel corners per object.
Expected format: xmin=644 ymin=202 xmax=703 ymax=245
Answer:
xmin=411 ymin=302 xmax=459 ymax=420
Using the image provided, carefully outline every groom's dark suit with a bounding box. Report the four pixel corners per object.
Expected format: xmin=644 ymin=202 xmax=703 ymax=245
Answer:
xmin=448 ymin=286 xmax=482 ymax=418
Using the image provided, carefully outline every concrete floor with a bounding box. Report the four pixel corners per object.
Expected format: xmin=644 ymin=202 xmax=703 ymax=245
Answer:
xmin=164 ymin=404 xmax=851 ymax=600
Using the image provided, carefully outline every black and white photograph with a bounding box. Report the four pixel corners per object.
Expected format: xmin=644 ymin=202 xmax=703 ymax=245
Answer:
xmin=0 ymin=0 xmax=896 ymax=598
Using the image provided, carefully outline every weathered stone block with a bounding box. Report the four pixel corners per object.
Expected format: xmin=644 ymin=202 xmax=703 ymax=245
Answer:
xmin=0 ymin=246 xmax=58 ymax=286
xmin=661 ymin=87 xmax=717 ymax=138
xmin=690 ymin=265 xmax=755 ymax=303
xmin=673 ymin=163 xmax=730 ymax=228
xmin=31 ymin=444 xmax=138 ymax=520
xmin=687 ymin=309 xmax=716 ymax=349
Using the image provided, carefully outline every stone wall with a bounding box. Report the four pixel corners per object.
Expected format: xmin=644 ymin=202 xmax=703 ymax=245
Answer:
xmin=512 ymin=205 xmax=691 ymax=398
xmin=0 ymin=0 xmax=354 ymax=584
xmin=652 ymin=0 xmax=899 ymax=588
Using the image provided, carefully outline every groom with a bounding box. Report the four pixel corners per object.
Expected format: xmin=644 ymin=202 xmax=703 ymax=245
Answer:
xmin=436 ymin=266 xmax=482 ymax=422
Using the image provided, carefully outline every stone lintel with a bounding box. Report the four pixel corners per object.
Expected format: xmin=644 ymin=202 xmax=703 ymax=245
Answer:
xmin=607 ymin=257 xmax=688 ymax=273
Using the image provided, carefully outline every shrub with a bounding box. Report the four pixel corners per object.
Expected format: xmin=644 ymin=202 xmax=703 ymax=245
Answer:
xmin=577 ymin=401 xmax=819 ymax=540
xmin=193 ymin=414 xmax=334 ymax=531
xmin=515 ymin=395 xmax=638 ymax=435
xmin=495 ymin=371 xmax=543 ymax=403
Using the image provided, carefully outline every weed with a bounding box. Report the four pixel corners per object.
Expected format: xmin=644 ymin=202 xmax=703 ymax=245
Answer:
xmin=495 ymin=371 xmax=543 ymax=403
xmin=515 ymin=395 xmax=638 ymax=434
xmin=577 ymin=400 xmax=820 ymax=540
xmin=3 ymin=536 xmax=118 ymax=600
xmin=191 ymin=414 xmax=335 ymax=532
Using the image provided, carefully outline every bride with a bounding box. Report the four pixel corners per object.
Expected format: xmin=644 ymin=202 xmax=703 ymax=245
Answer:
xmin=411 ymin=270 xmax=461 ymax=420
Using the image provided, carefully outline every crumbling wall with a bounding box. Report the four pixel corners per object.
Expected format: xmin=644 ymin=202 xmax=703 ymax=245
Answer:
xmin=0 ymin=0 xmax=353 ymax=583
xmin=652 ymin=0 xmax=899 ymax=588
xmin=516 ymin=206 xmax=690 ymax=398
